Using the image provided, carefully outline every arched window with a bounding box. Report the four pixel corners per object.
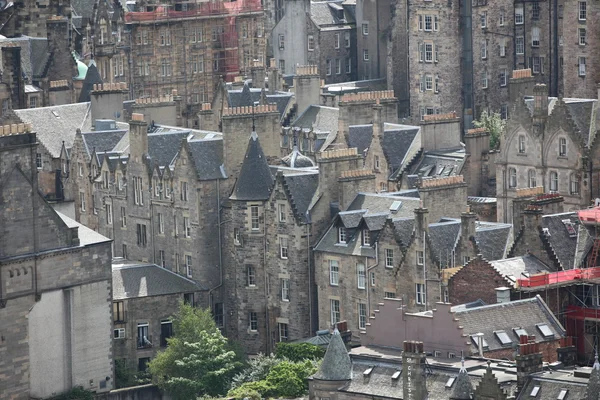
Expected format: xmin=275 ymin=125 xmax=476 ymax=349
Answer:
xmin=528 ymin=169 xmax=537 ymax=188
xmin=550 ymin=171 xmax=558 ymax=192
xmin=570 ymin=174 xmax=580 ymax=195
xmin=509 ymin=168 xmax=517 ymax=188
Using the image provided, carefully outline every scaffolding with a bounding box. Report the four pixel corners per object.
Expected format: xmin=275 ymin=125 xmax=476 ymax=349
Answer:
xmin=122 ymin=0 xmax=265 ymax=108
xmin=514 ymin=207 xmax=600 ymax=365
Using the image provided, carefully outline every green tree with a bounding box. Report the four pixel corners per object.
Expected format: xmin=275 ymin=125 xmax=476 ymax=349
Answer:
xmin=231 ymin=353 xmax=282 ymax=389
xmin=473 ymin=110 xmax=506 ymax=150
xmin=264 ymin=360 xmax=318 ymax=398
xmin=148 ymin=303 xmax=241 ymax=399
xmin=275 ymin=342 xmax=325 ymax=362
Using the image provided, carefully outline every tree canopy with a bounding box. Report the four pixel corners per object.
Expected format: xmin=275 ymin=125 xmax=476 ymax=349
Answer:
xmin=473 ymin=110 xmax=506 ymax=150
xmin=148 ymin=303 xmax=242 ymax=400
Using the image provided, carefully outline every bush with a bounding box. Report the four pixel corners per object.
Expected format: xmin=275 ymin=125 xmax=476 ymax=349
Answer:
xmin=48 ymin=387 xmax=93 ymax=400
xmin=227 ymin=380 xmax=273 ymax=400
xmin=275 ymin=342 xmax=325 ymax=362
xmin=230 ymin=353 xmax=281 ymax=389
xmin=264 ymin=360 xmax=318 ymax=398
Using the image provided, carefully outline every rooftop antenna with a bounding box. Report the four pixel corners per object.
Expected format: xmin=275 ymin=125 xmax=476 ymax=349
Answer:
xmin=251 ymin=100 xmax=259 ymax=132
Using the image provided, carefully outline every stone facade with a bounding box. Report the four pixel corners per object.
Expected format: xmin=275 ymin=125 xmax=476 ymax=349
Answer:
xmin=496 ymin=79 xmax=599 ymax=224
xmin=0 ymin=128 xmax=113 ymax=399
xmin=355 ymin=0 xmax=391 ymax=81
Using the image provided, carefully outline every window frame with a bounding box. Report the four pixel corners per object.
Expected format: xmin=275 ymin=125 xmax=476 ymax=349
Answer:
xmin=330 ymin=299 xmax=341 ymax=325
xmin=550 ymin=171 xmax=559 ymax=192
xmin=251 ymin=206 xmax=260 ymax=231
xmin=357 ymin=263 xmax=366 ymax=289
xmin=329 ymin=260 xmax=339 ymax=286
xmin=281 ymin=278 xmax=290 ymax=301
xmin=358 ymin=303 xmax=367 ymax=329
xmin=509 ymin=168 xmax=517 ymax=188
xmin=559 ymin=137 xmax=567 ymax=157
xmin=385 ymin=249 xmax=394 ymax=268
xmin=579 ymin=1 xmax=587 ymax=20
xmin=515 ymin=6 xmax=524 ymax=24
xmin=249 ymin=312 xmax=258 ymax=331
xmin=338 ymin=227 xmax=347 ymax=244
xmin=279 ymin=236 xmax=289 ymax=259
xmin=416 ymin=283 xmax=426 ymax=305
xmin=247 ymin=265 xmax=256 ymax=286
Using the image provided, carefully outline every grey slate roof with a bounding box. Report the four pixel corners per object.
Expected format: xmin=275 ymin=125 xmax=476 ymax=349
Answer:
xmin=408 ymin=147 xmax=466 ymax=182
xmin=79 ymin=62 xmax=103 ymax=102
xmin=56 ymin=210 xmax=111 ymax=247
xmin=112 ymin=262 xmax=203 ymax=300
xmin=0 ymin=36 xmax=50 ymax=80
xmin=282 ymin=147 xmax=315 ymax=168
xmin=452 ymin=363 xmax=474 ymax=400
xmin=313 ymin=330 xmax=352 ymax=381
xmin=392 ymin=218 xmax=415 ymax=248
xmin=518 ymin=372 xmax=588 ymax=400
xmin=187 ymin=138 xmax=227 ymax=180
xmin=230 ymin=132 xmax=275 ymax=201
xmin=586 ymin=357 xmax=600 ymax=400
xmin=292 ymin=105 xmax=339 ymax=137
xmin=71 ymin=0 xmax=96 ymax=19
xmin=475 ymin=222 xmax=512 ymax=261
xmin=281 ymin=170 xmax=319 ymax=222
xmin=454 ymin=296 xmax=565 ymax=353
xmin=15 ymin=103 xmax=92 ymax=158
xmin=310 ymin=0 xmax=355 ymax=27
xmin=339 ymin=209 xmax=366 ymax=229
xmin=148 ymin=130 xmax=189 ymax=168
xmin=227 ymin=86 xmax=293 ymax=118
xmin=489 ymin=255 xmax=555 ymax=288
xmin=429 ymin=221 xmax=461 ymax=266
xmin=81 ymin=129 xmax=127 ymax=160
xmin=541 ymin=212 xmax=581 ymax=269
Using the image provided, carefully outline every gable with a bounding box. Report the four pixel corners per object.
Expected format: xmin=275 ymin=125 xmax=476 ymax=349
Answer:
xmin=0 ymin=166 xmax=72 ymax=258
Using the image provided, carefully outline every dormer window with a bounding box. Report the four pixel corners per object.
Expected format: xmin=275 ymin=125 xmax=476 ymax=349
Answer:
xmin=362 ymin=229 xmax=370 ymax=246
xmin=338 ymin=227 xmax=347 ymax=244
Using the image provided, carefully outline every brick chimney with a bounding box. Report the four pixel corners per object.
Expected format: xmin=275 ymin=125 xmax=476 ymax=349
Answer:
xmin=509 ymin=69 xmax=535 ymax=105
xmin=556 ymin=337 xmax=577 ymax=367
xmin=402 ymin=341 xmax=428 ymax=400
xmin=338 ymin=90 xmax=398 ymax=144
xmin=515 ymin=335 xmax=543 ymax=393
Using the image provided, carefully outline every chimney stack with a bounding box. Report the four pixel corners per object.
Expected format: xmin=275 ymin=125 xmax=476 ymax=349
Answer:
xmin=509 ymin=69 xmax=535 ymax=105
xmin=129 ymin=113 xmax=148 ymax=162
xmin=495 ymin=287 xmax=511 ymax=304
xmin=515 ymin=335 xmax=543 ymax=393
xmin=402 ymin=341 xmax=427 ymax=400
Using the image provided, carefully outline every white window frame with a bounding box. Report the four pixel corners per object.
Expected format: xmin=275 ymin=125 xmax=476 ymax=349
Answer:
xmin=358 ymin=303 xmax=367 ymax=329
xmin=424 ymin=15 xmax=432 ymax=31
xmin=307 ymin=35 xmax=315 ymax=51
xmin=579 ymin=1 xmax=587 ymax=20
xmin=281 ymin=278 xmax=290 ymax=301
xmin=251 ymin=206 xmax=259 ymax=231
xmin=516 ymin=36 xmax=524 ymax=55
xmin=336 ymin=58 xmax=341 ymax=75
xmin=357 ymin=263 xmax=366 ymax=289
xmin=570 ymin=174 xmax=580 ymax=195
xmin=362 ymin=23 xmax=369 ymax=35
xmin=106 ymin=203 xmax=113 ymax=225
xmin=363 ymin=49 xmax=369 ymax=61
xmin=509 ymin=168 xmax=517 ymax=188
xmin=279 ymin=236 xmax=289 ymax=259
xmin=278 ymin=203 xmax=286 ymax=222
xmin=480 ymin=12 xmax=487 ymax=28
xmin=559 ymin=137 xmax=567 ymax=157
xmin=158 ymin=212 xmax=164 ymax=234
xmin=370 ymin=272 xmax=376 ymax=286
xmin=326 ymin=59 xmax=332 ymax=76
xmin=424 ymin=43 xmax=433 ymax=62
xmin=385 ymin=249 xmax=394 ymax=268
xmin=80 ymin=192 xmax=86 ymax=211
xmin=528 ymin=170 xmax=537 ymax=188
xmin=417 ymin=251 xmax=424 ymax=266
xmin=278 ymin=322 xmax=288 ymax=341
xmin=183 ymin=217 xmax=191 ymax=238
xmin=346 ymin=57 xmax=351 ymax=74
xmin=579 ymin=57 xmax=586 ymax=76
xmin=579 ymin=28 xmax=586 ymax=46
xmin=416 ymin=283 xmax=426 ymax=305
xmin=249 ymin=312 xmax=258 ymax=331
xmin=330 ymin=299 xmax=341 ymax=325
xmin=329 ymin=260 xmax=339 ymax=286
xmin=482 ymin=71 xmax=488 ymax=89
xmin=185 ymin=255 xmax=192 ymax=278
xmin=515 ymin=6 xmax=524 ymax=24
xmin=338 ymin=227 xmax=347 ymax=244
xmin=121 ymin=207 xmax=127 ymax=228
xmin=550 ymin=171 xmax=559 ymax=192
xmin=519 ymin=135 xmax=526 ymax=153
xmin=531 ymin=27 xmax=540 ymax=47
xmin=362 ymin=229 xmax=370 ymax=246
xmin=247 ymin=265 xmax=256 ymax=286
xmin=334 ymin=32 xmax=340 ymax=49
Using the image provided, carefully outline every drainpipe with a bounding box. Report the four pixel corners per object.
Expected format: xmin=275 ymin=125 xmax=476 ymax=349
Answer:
xmin=366 ymin=242 xmax=379 ymax=317
xmin=208 ymin=179 xmax=223 ymax=313
xmin=264 ymin=204 xmax=270 ymax=353
xmin=307 ymin=221 xmax=313 ymax=334
xmin=423 ymin=230 xmax=427 ymax=311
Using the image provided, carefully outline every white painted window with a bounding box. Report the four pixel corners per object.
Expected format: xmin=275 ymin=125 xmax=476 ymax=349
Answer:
xmin=509 ymin=168 xmax=517 ymax=188
xmin=532 ymin=27 xmax=540 ymax=47
xmin=516 ymin=36 xmax=524 ymax=54
xmin=570 ymin=174 xmax=580 ymax=195
xmin=330 ymin=299 xmax=341 ymax=324
xmin=515 ymin=6 xmax=524 ymax=24
xmin=338 ymin=227 xmax=347 ymax=244
xmin=528 ymin=170 xmax=537 ymax=188
xmin=281 ymin=278 xmax=290 ymax=301
xmin=579 ymin=57 xmax=586 ymax=76
xmin=185 ymin=255 xmax=192 ymax=278
xmin=362 ymin=23 xmax=369 ymax=35
xmin=519 ymin=135 xmax=526 ymax=153
xmin=370 ymin=272 xmax=376 ymax=286
xmin=278 ymin=203 xmax=286 ymax=222
xmin=307 ymin=35 xmax=315 ymax=51
xmin=80 ymin=192 xmax=86 ymax=211
xmin=357 ymin=263 xmax=366 ymax=289
xmin=279 ymin=237 xmax=288 ymax=259
xmin=121 ymin=207 xmax=127 ymax=227
xmin=385 ymin=249 xmax=394 ymax=268
xmin=417 ymin=251 xmax=424 ymax=266
xmin=362 ymin=229 xmax=370 ymax=246
xmin=329 ymin=260 xmax=339 ymax=286
xmin=251 ymin=206 xmax=259 ymax=230
xmin=550 ymin=171 xmax=558 ymax=192
xmin=247 ymin=265 xmax=256 ymax=286
xmin=580 ymin=28 xmax=586 ymax=46
xmin=358 ymin=303 xmax=367 ymax=329
xmin=106 ymin=204 xmax=113 ymax=225
xmin=278 ymin=323 xmax=288 ymax=341
xmin=183 ymin=217 xmax=191 ymax=238
xmin=326 ymin=59 xmax=331 ymax=76
xmin=559 ymin=138 xmax=567 ymax=156
xmin=579 ymin=1 xmax=587 ymax=20
xmin=249 ymin=312 xmax=258 ymax=331
xmin=334 ymin=32 xmax=340 ymax=49
xmin=416 ymin=283 xmax=426 ymax=305
xmin=158 ymin=212 xmax=164 ymax=234
xmin=159 ymin=250 xmax=165 ymax=268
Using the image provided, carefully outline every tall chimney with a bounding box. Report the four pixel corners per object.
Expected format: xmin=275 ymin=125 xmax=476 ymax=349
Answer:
xmin=1 ymin=47 xmax=25 ymax=110
xmin=414 ymin=207 xmax=429 ymax=237
xmin=515 ymin=335 xmax=543 ymax=393
xmin=402 ymin=341 xmax=427 ymax=400
xmin=129 ymin=113 xmax=148 ymax=162
xmin=509 ymin=69 xmax=535 ymax=105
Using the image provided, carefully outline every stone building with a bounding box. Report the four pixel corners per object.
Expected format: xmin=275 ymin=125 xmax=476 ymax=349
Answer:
xmin=0 ymin=124 xmax=113 ymax=399
xmin=271 ymin=0 xmax=356 ymax=83
xmin=313 ymin=176 xmax=512 ymax=338
xmin=355 ymin=0 xmax=391 ymax=82
xmin=111 ymin=261 xmax=204 ymax=372
xmin=496 ymin=73 xmax=600 ymax=224
xmin=123 ymin=0 xmax=266 ymax=118
xmin=223 ymin=130 xmax=321 ymax=353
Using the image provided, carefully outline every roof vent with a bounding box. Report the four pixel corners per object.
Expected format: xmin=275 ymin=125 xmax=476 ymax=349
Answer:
xmin=561 ymin=219 xmax=577 ymax=238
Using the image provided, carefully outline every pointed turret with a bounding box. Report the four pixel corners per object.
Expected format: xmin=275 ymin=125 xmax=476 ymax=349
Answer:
xmin=241 ymin=81 xmax=254 ymax=107
xmin=451 ymin=358 xmax=473 ymax=400
xmin=313 ymin=329 xmax=352 ymax=381
xmin=230 ymin=131 xmax=274 ymax=201
xmin=586 ymin=353 xmax=600 ymax=400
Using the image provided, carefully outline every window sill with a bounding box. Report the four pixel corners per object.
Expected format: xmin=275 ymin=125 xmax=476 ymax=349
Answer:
xmin=280 ymin=257 xmax=288 ymax=260
xmin=335 ymin=243 xmax=348 ymax=247
xmin=517 ymin=152 xmax=528 ymax=156
xmin=558 ymin=156 xmax=568 ymax=160
xmin=385 ymin=265 xmax=394 ymax=269
xmin=282 ymin=299 xmax=290 ymax=302
xmin=247 ymin=285 xmax=257 ymax=289
xmin=330 ymin=283 xmax=339 ymax=287
xmin=247 ymin=330 xmax=259 ymax=335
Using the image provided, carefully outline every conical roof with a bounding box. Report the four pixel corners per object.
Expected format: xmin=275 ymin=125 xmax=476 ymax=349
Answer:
xmin=78 ymin=61 xmax=102 ymax=102
xmin=230 ymin=131 xmax=274 ymax=201
xmin=586 ymin=353 xmax=600 ymax=400
xmin=313 ymin=329 xmax=352 ymax=381
xmin=451 ymin=359 xmax=473 ymax=400
xmin=241 ymin=81 xmax=253 ymax=107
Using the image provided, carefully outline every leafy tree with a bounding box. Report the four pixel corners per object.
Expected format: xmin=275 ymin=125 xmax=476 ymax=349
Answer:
xmin=473 ymin=110 xmax=506 ymax=150
xmin=275 ymin=342 xmax=325 ymax=362
xmin=230 ymin=353 xmax=282 ymax=389
xmin=148 ymin=303 xmax=242 ymax=399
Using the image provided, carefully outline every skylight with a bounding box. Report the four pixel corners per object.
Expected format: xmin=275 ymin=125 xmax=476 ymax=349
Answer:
xmin=445 ymin=377 xmax=456 ymax=388
xmin=363 ymin=367 xmax=374 ymax=377
xmin=536 ymin=323 xmax=555 ymax=338
xmin=513 ymin=327 xmax=528 ymax=339
xmin=470 ymin=335 xmax=489 ymax=349
xmin=494 ymin=330 xmax=513 ymax=347
xmin=390 ymin=201 xmax=402 ymax=212
xmin=557 ymin=389 xmax=568 ymax=400
xmin=392 ymin=370 xmax=401 ymax=380
xmin=530 ymin=386 xmax=540 ymax=397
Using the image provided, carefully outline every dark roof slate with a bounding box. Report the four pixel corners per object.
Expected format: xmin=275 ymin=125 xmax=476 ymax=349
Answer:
xmin=475 ymin=223 xmax=512 ymax=261
xmin=541 ymin=212 xmax=580 ymax=269
xmin=188 ymin=138 xmax=227 ymax=180
xmin=313 ymin=330 xmax=352 ymax=381
xmin=81 ymin=129 xmax=127 ymax=159
xmin=454 ymin=296 xmax=565 ymax=353
xmin=227 ymin=87 xmax=293 ymax=118
xmin=231 ymin=132 xmax=275 ymax=201
xmin=112 ymin=263 xmax=203 ymax=300
xmin=78 ymin=62 xmax=103 ymax=102
xmin=282 ymin=171 xmax=319 ymax=222
xmin=429 ymin=221 xmax=461 ymax=266
xmin=489 ymin=254 xmax=555 ymax=288
xmin=148 ymin=131 xmax=189 ymax=168
xmin=310 ymin=0 xmax=355 ymax=27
